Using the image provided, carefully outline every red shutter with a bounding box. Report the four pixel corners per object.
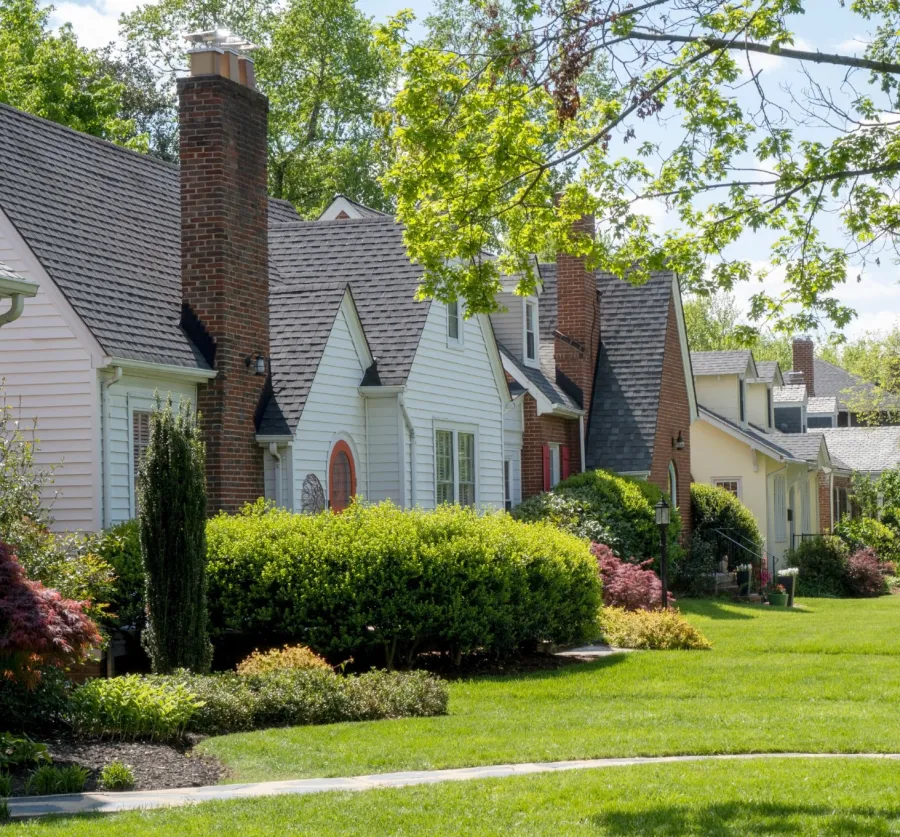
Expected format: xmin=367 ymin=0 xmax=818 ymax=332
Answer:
xmin=542 ymin=445 xmax=551 ymax=491
xmin=561 ymin=445 xmax=571 ymax=480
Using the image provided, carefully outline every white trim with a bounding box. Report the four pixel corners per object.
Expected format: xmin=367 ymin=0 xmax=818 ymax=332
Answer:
xmin=698 ymin=408 xmax=799 ymax=463
xmin=478 ymin=313 xmax=512 ymax=408
xmin=548 ymin=442 xmax=561 ymax=487
xmin=446 ymin=300 xmax=464 ymax=349
xmin=340 ymin=290 xmax=374 ymax=369
xmin=668 ymin=460 xmax=678 ymax=505
xmin=712 ymin=476 xmax=743 ymax=499
xmin=523 ymin=298 xmax=539 ymax=368
xmin=326 ymin=431 xmax=362 ymax=505
xmin=433 ymin=421 xmax=479 ymax=506
xmin=670 ymin=275 xmax=699 ymax=422
xmin=358 ymin=385 xmax=405 ymax=397
xmin=499 ymin=352 xmax=584 ymax=418
xmin=102 ymin=356 xmax=217 ymax=382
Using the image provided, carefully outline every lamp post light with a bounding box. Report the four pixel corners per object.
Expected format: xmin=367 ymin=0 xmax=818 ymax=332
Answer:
xmin=655 ymin=497 xmax=670 ymax=609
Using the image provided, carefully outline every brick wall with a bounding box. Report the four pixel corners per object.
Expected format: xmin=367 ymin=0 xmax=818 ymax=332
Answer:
xmin=520 ymin=394 xmax=580 ymax=498
xmin=179 ymin=74 xmax=270 ymax=513
xmin=792 ymin=337 xmax=815 ymax=396
xmin=648 ymin=298 xmax=693 ymax=543
xmin=820 ymin=473 xmax=852 ymax=531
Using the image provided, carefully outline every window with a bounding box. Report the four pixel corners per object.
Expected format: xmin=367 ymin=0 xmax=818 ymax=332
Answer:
xmin=504 ymin=460 xmax=512 ymax=511
xmin=774 ymin=475 xmax=787 ymax=542
xmin=713 ymin=478 xmax=741 ymax=499
xmin=800 ymin=482 xmax=810 ymax=533
xmin=739 ymin=379 xmax=746 ymax=423
xmin=668 ymin=461 xmax=678 ymax=507
xmin=328 ymin=440 xmax=356 ymax=512
xmin=132 ymin=410 xmax=151 ymax=509
xmin=504 ymin=453 xmax=521 ymax=511
xmin=524 ymin=301 xmax=537 ymax=362
xmin=766 ymin=387 xmax=773 ymax=428
xmin=834 ymin=486 xmax=849 ymax=526
xmin=435 ymin=428 xmax=476 ymax=506
xmin=550 ymin=444 xmax=561 ymax=487
xmin=447 ymin=300 xmax=461 ymax=345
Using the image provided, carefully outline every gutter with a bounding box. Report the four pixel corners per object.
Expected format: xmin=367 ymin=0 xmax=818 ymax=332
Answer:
xmin=100 ymin=365 xmax=123 ymax=528
xmin=399 ymin=394 xmax=417 ymax=507
xmin=101 ymin=356 xmax=217 ymax=382
xmin=0 ymin=275 xmax=38 ymax=327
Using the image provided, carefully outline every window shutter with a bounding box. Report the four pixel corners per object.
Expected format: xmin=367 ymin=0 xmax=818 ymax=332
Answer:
xmin=561 ymin=446 xmax=571 ymax=480
xmin=542 ymin=445 xmax=551 ymax=491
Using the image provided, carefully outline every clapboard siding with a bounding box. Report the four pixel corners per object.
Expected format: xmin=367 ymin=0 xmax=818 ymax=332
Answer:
xmin=364 ymin=395 xmax=401 ymax=502
xmin=0 ymin=216 xmax=101 ymax=531
xmin=291 ymin=304 xmax=368 ymax=510
xmin=504 ymin=397 xmax=524 ymax=506
xmin=489 ymin=291 xmax=523 ymax=357
xmin=403 ymin=303 xmax=505 ymax=509
xmin=263 ymin=445 xmax=293 ymax=508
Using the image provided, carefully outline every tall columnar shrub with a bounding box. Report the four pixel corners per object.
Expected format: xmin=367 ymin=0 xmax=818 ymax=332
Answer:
xmin=138 ymin=398 xmax=211 ymax=674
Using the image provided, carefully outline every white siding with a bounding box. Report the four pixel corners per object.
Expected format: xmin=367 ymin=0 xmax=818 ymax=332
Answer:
xmin=489 ymin=291 xmax=524 ymax=357
xmin=365 ymin=395 xmax=401 ymax=502
xmin=503 ymin=397 xmax=524 ymax=508
xmin=263 ymin=445 xmax=293 ymax=508
xmin=402 ymin=306 xmax=505 ymax=509
xmin=0 ymin=217 xmax=101 ymax=532
xmin=291 ymin=305 xmax=368 ymax=509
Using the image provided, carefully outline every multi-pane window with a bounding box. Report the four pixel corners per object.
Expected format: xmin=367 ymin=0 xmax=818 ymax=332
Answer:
xmin=435 ymin=428 xmax=476 ymax=506
xmin=132 ymin=411 xmax=151 ymax=509
xmin=524 ymin=301 xmax=537 ymax=362
xmin=447 ymin=301 xmax=461 ymax=343
xmin=714 ymin=478 xmax=741 ymax=498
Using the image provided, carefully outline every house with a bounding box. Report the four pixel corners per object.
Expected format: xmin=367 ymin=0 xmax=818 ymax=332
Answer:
xmin=489 ymin=217 xmax=697 ymax=536
xmin=0 ymin=33 xmax=508 ymax=530
xmin=0 ymin=261 xmax=36 ymax=328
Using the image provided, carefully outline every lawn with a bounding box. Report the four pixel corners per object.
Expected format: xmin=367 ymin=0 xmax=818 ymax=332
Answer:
xmin=10 ymin=758 xmax=900 ymax=835
xmin=197 ymin=597 xmax=900 ymax=782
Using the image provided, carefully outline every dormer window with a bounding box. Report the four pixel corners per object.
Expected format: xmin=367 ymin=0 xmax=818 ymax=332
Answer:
xmin=447 ymin=300 xmax=462 ymax=346
xmin=766 ymin=387 xmax=773 ymax=428
xmin=524 ymin=300 xmax=537 ymax=362
xmin=739 ymin=378 xmax=746 ymax=423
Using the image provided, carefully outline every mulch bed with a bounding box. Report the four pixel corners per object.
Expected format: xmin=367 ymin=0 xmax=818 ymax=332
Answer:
xmin=7 ymin=735 xmax=222 ymax=797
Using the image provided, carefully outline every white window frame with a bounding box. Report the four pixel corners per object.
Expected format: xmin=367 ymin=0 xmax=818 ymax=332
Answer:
xmin=504 ymin=450 xmax=522 ymax=511
xmin=523 ymin=298 xmax=538 ymax=367
xmin=549 ymin=442 xmax=561 ymax=488
xmin=129 ymin=406 xmax=153 ymax=516
xmin=738 ymin=378 xmax=746 ymax=424
xmin=447 ymin=300 xmax=463 ymax=348
xmin=434 ymin=423 xmax=479 ymax=506
xmin=713 ymin=476 xmax=742 ymax=500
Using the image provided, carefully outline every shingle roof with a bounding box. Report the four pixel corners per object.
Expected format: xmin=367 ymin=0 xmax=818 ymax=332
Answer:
xmin=497 ymin=340 xmax=579 ymax=412
xmin=268 ymin=218 xmax=429 ymax=386
xmin=699 ymin=406 xmax=801 ymax=462
xmin=332 ymin=194 xmax=391 ymax=218
xmin=820 ymin=428 xmax=900 ymax=473
xmin=0 ymin=101 xmax=299 ymax=369
xmin=774 ymin=385 xmax=807 ymax=403
xmin=812 ymin=357 xmax=900 ymax=411
xmin=690 ymin=350 xmax=756 ymax=377
xmin=807 ymin=396 xmax=837 ymax=414
xmin=775 ymin=432 xmax=826 ymax=463
xmin=0 ymin=260 xmax=23 ymax=283
xmin=752 ymin=360 xmax=781 ymax=383
xmin=259 ymin=283 xmax=353 ymax=436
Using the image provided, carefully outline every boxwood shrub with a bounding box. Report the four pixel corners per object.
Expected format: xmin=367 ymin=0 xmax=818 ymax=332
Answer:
xmin=207 ymin=501 xmax=600 ymax=667
xmin=690 ymin=483 xmax=763 ymax=563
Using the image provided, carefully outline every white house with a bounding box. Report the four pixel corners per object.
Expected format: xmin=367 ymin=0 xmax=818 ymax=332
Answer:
xmin=0 ymin=261 xmax=36 ymax=328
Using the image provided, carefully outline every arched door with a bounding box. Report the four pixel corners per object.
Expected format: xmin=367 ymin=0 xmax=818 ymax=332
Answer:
xmin=328 ymin=441 xmax=356 ymax=512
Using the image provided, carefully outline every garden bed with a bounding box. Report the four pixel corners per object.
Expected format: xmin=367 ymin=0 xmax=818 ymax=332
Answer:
xmin=5 ymin=736 xmax=222 ymax=797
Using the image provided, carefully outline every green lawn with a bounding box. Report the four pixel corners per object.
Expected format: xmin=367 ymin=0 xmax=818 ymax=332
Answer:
xmin=11 ymin=758 xmax=900 ymax=835
xmin=198 ymin=597 xmax=900 ymax=782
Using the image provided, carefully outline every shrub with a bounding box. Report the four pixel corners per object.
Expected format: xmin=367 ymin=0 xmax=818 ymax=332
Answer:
xmin=69 ymin=674 xmax=202 ymax=741
xmin=598 ymin=607 xmax=712 ymax=650
xmin=0 ymin=734 xmax=50 ymax=770
xmin=0 ymin=773 xmax=10 ymax=797
xmin=674 ymin=535 xmax=718 ymax=596
xmin=237 ymin=644 xmax=330 ymax=675
xmin=0 ymin=666 xmax=72 ymax=732
xmin=0 ymin=542 xmax=101 ymax=686
xmin=207 ymin=501 xmax=600 ymax=667
xmin=844 ymin=548 xmax=889 ymax=598
xmin=834 ymin=516 xmax=900 ymax=566
xmin=690 ymin=483 xmax=763 ymax=568
xmin=512 ymin=469 xmax=681 ymax=564
xmin=93 ymin=520 xmax=144 ymax=633
xmin=26 ymin=765 xmax=89 ymax=796
xmin=100 ymin=762 xmax=135 ymax=791
xmin=592 ymin=543 xmax=669 ymax=610
xmin=139 ymin=397 xmax=211 ymax=674
xmin=786 ymin=537 xmax=850 ymax=598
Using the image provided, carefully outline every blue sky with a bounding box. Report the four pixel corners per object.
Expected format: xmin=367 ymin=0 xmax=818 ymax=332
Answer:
xmin=46 ymin=0 xmax=899 ymax=341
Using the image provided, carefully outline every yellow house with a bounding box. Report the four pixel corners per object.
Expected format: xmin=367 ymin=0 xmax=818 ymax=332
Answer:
xmin=691 ymin=351 xmax=829 ymax=572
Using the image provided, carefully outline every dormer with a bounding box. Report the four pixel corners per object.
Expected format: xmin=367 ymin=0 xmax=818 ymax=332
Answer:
xmin=747 ymin=359 xmax=783 ymax=431
xmin=774 ymin=372 xmax=809 ymax=433
xmin=489 ymin=277 xmax=543 ymax=369
xmin=691 ymin=350 xmax=758 ymax=427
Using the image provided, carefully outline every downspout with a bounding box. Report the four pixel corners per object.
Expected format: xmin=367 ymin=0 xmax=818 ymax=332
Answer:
xmin=0 ymin=295 xmax=24 ymax=327
xmin=269 ymin=442 xmax=282 ymax=508
xmin=399 ymin=394 xmax=417 ymax=507
xmin=364 ymin=397 xmax=370 ymax=498
xmin=100 ymin=365 xmax=123 ymax=528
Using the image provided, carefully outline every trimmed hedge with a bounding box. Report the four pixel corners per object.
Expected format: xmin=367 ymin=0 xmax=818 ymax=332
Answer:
xmin=786 ymin=537 xmax=849 ymax=598
xmin=511 ymin=469 xmax=682 ymax=564
xmin=207 ymin=501 xmax=600 ymax=667
xmin=690 ymin=483 xmax=763 ymax=561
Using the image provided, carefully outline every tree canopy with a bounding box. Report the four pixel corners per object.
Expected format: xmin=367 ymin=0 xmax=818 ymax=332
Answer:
xmin=386 ymin=0 xmax=900 ymax=321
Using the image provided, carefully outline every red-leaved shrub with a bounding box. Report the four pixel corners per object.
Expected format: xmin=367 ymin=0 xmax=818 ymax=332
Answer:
xmin=0 ymin=541 xmax=101 ymax=686
xmin=845 ymin=548 xmax=888 ymax=598
xmin=592 ymin=542 xmax=671 ymax=610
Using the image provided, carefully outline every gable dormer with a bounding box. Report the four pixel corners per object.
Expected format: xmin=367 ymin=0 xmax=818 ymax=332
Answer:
xmin=489 ymin=279 xmax=542 ymax=369
xmin=691 ymin=351 xmax=757 ymax=427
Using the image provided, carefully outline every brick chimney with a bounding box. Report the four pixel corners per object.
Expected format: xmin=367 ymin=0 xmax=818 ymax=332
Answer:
xmin=179 ymin=32 xmax=270 ymax=513
xmin=554 ymin=214 xmax=600 ymax=415
xmin=792 ymin=336 xmax=815 ymax=396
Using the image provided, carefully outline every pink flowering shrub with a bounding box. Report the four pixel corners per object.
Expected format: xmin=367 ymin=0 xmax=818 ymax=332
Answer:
xmin=845 ymin=548 xmax=889 ymax=598
xmin=0 ymin=541 xmax=101 ymax=686
xmin=592 ymin=543 xmax=671 ymax=611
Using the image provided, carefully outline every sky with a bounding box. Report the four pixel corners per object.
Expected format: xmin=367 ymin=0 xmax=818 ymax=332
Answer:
xmin=45 ymin=0 xmax=900 ymax=342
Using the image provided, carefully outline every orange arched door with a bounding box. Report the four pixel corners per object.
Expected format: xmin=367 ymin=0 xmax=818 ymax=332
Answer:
xmin=328 ymin=440 xmax=356 ymax=512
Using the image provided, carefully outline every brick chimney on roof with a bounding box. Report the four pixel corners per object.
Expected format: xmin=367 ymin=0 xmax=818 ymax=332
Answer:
xmin=179 ymin=31 xmax=270 ymax=512
xmin=792 ymin=336 xmax=815 ymax=397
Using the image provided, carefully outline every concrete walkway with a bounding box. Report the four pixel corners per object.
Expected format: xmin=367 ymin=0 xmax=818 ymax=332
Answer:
xmin=8 ymin=752 xmax=900 ymax=820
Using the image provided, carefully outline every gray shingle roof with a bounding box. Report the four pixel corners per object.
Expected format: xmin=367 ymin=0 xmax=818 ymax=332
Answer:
xmin=268 ymin=218 xmax=429 ymax=387
xmin=690 ymin=350 xmax=756 ymax=377
xmin=807 ymin=396 xmax=837 ymax=414
xmin=775 ymin=432 xmax=826 ymax=463
xmin=497 ymin=340 xmax=579 ymax=411
xmin=0 ymin=102 xmax=299 ymax=369
xmin=820 ymin=427 xmax=900 ymax=473
xmin=812 ymin=357 xmax=900 ymax=411
xmin=752 ymin=360 xmax=781 ymax=383
xmin=774 ymin=385 xmax=807 ymax=403
xmin=0 ymin=260 xmax=23 ymax=283
xmin=259 ymin=283 xmax=354 ymax=436
xmin=700 ymin=406 xmax=801 ymax=462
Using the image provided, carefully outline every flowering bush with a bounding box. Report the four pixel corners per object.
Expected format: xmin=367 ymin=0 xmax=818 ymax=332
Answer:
xmin=592 ymin=543 xmax=669 ymax=610
xmin=0 ymin=542 xmax=101 ymax=686
xmin=777 ymin=567 xmax=800 ymax=577
xmin=237 ymin=644 xmax=331 ymax=675
xmin=599 ymin=607 xmax=711 ymax=650
xmin=844 ymin=548 xmax=889 ymax=598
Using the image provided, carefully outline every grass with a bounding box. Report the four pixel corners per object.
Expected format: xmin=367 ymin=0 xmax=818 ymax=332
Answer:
xmin=9 ymin=758 xmax=900 ymax=835
xmin=197 ymin=597 xmax=900 ymax=782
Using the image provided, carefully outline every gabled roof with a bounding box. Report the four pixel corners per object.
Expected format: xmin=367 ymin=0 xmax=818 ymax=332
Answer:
xmin=820 ymin=427 xmax=900 ymax=473
xmin=268 ymin=218 xmax=430 ymax=387
xmin=690 ymin=350 xmax=757 ymax=377
xmin=751 ymin=360 xmax=782 ymax=385
xmin=318 ymin=194 xmax=392 ymax=220
xmin=0 ymin=101 xmax=298 ymax=370
xmin=699 ymin=406 xmax=802 ymax=462
xmin=497 ymin=340 xmax=580 ymax=414
xmin=774 ymin=384 xmax=807 ymax=403
xmin=808 ymin=396 xmax=837 ymax=414
xmin=775 ymin=432 xmax=828 ymax=464
xmin=812 ymin=357 xmax=900 ymax=412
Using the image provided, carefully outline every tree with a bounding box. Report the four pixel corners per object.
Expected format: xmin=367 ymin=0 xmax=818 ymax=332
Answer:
xmin=138 ymin=397 xmax=211 ymax=674
xmin=0 ymin=0 xmax=141 ymax=147
xmin=386 ymin=0 xmax=900 ymax=322
xmin=120 ymin=0 xmax=407 ymax=215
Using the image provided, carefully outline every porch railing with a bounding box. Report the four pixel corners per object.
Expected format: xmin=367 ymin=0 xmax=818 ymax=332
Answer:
xmin=710 ymin=527 xmax=777 ymax=593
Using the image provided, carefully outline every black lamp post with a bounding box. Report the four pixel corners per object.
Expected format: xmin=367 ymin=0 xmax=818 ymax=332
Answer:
xmin=655 ymin=497 xmax=670 ymax=609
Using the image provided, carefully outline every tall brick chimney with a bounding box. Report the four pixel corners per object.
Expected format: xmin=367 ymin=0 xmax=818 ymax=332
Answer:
xmin=792 ymin=336 xmax=815 ymax=396
xmin=554 ymin=214 xmax=600 ymax=414
xmin=179 ymin=32 xmax=270 ymax=512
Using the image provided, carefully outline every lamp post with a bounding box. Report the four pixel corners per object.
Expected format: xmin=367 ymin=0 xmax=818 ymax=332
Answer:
xmin=655 ymin=497 xmax=670 ymax=609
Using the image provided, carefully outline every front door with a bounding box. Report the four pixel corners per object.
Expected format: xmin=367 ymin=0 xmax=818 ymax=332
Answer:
xmin=328 ymin=441 xmax=356 ymax=512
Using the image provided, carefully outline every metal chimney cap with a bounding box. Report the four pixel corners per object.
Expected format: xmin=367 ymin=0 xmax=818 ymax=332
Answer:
xmin=184 ymin=29 xmax=257 ymax=53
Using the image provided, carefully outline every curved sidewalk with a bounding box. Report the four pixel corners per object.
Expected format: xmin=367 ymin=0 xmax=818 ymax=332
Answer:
xmin=9 ymin=752 xmax=900 ymax=820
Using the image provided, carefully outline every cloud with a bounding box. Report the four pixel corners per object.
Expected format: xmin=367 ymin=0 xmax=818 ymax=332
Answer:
xmin=836 ymin=35 xmax=870 ymax=53
xmin=46 ymin=0 xmax=145 ymax=51
xmin=736 ymin=37 xmax=815 ymax=76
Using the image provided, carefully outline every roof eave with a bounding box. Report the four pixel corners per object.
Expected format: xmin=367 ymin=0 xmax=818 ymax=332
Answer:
xmin=101 ymin=356 xmax=217 ymax=381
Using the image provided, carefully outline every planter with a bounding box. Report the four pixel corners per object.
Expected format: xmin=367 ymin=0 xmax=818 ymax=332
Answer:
xmin=777 ymin=574 xmax=797 ymax=607
xmin=768 ymin=592 xmax=789 ymax=607
xmin=736 ymin=569 xmax=752 ymax=597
